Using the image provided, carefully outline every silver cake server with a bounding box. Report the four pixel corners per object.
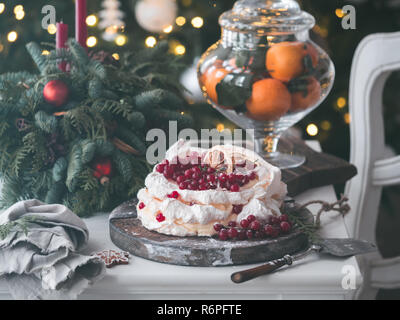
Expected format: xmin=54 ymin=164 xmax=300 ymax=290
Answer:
xmin=231 ymin=238 xmax=376 ymax=284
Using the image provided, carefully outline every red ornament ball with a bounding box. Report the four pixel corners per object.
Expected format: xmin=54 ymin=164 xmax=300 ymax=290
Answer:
xmin=92 ymin=157 xmax=113 ymax=179
xmin=43 ymin=80 xmax=69 ymax=107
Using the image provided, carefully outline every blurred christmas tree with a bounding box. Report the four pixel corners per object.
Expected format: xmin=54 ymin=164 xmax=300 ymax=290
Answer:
xmin=1 ymin=0 xmax=400 ymax=161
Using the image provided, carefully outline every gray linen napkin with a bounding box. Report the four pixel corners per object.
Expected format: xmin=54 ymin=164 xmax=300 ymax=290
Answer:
xmin=0 ymin=199 xmax=106 ymax=300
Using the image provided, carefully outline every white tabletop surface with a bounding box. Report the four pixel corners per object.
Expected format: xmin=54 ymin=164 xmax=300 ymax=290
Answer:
xmin=0 ymin=141 xmax=362 ymax=300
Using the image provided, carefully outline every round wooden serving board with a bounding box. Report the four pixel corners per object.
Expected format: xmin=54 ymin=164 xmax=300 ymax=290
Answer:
xmin=109 ymin=200 xmax=313 ymax=267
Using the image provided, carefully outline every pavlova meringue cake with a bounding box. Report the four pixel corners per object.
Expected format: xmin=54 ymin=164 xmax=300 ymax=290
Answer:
xmin=136 ymin=140 xmax=287 ymax=237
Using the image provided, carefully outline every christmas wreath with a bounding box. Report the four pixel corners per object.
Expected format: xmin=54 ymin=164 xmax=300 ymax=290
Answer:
xmin=0 ymin=40 xmax=193 ymax=216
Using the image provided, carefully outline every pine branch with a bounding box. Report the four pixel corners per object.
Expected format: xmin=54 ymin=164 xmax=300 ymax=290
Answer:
xmin=0 ymin=216 xmax=37 ymax=240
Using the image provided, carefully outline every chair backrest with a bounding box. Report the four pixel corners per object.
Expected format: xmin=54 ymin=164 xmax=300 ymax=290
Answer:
xmin=345 ymin=32 xmax=400 ymax=243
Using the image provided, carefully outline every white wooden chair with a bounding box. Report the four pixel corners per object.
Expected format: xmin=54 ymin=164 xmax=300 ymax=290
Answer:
xmin=345 ymin=31 xmax=400 ymax=300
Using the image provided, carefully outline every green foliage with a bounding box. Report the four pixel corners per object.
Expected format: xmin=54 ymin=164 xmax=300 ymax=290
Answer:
xmin=0 ymin=40 xmax=193 ymax=216
xmin=0 ymin=216 xmax=37 ymax=240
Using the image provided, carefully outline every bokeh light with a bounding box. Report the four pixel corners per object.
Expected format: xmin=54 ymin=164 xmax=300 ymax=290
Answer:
xmin=145 ymin=36 xmax=157 ymax=48
xmin=174 ymin=44 xmax=186 ymax=55
xmin=86 ymin=36 xmax=97 ymax=47
xmin=7 ymin=31 xmax=18 ymax=42
xmin=306 ymin=123 xmax=319 ymax=136
xmin=47 ymin=24 xmax=57 ymax=35
xmin=344 ymin=113 xmax=351 ymax=124
xmin=337 ymin=97 xmax=347 ymax=109
xmin=216 ymin=123 xmax=225 ymax=132
xmin=176 ymin=16 xmax=186 ymax=26
xmin=86 ymin=15 xmax=98 ymax=27
xmin=191 ymin=17 xmax=204 ymax=28
xmin=115 ymin=35 xmax=127 ymax=46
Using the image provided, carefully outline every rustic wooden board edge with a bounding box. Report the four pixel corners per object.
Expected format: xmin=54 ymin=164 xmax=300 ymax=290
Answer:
xmin=109 ymin=200 xmax=312 ymax=267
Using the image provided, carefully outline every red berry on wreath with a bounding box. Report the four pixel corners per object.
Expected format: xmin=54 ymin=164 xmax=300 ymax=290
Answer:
xmin=43 ymin=80 xmax=69 ymax=107
xmin=92 ymin=157 xmax=113 ymax=185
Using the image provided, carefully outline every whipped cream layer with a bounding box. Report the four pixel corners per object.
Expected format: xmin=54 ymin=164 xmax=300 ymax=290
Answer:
xmin=137 ymin=140 xmax=287 ymax=237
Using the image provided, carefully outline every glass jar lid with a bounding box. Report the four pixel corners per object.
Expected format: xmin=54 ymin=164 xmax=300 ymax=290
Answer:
xmin=219 ymin=0 xmax=315 ymax=35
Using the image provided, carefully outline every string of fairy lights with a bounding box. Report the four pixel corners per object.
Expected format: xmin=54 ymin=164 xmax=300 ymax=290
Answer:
xmin=0 ymin=1 xmax=350 ymax=139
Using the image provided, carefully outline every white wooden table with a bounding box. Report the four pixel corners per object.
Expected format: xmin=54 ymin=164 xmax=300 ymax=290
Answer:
xmin=0 ymin=141 xmax=362 ymax=300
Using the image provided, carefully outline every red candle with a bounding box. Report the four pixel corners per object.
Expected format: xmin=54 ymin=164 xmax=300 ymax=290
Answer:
xmin=56 ymin=22 xmax=68 ymax=72
xmin=75 ymin=0 xmax=87 ymax=50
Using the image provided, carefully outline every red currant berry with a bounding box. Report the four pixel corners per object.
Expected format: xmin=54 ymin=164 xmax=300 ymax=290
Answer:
xmin=179 ymin=182 xmax=188 ymax=190
xmin=218 ymin=173 xmax=228 ymax=182
xmin=264 ymin=224 xmax=279 ymax=238
xmin=230 ymin=184 xmax=240 ymax=192
xmin=228 ymin=173 xmax=236 ymax=183
xmin=219 ymin=229 xmax=229 ymax=241
xmin=268 ymin=215 xmax=280 ymax=225
xmin=156 ymin=164 xmax=165 ymax=173
xmin=192 ymin=172 xmax=201 ymax=180
xmin=162 ymin=159 xmax=169 ymax=166
xmin=184 ymin=169 xmax=192 ymax=178
xmin=171 ymin=191 xmax=180 ymax=199
xmin=189 ymin=180 xmax=198 ymax=190
xmin=156 ymin=213 xmax=166 ymax=222
xmin=213 ymin=223 xmax=224 ymax=232
xmin=164 ymin=166 xmax=174 ymax=178
xmin=199 ymin=183 xmax=207 ymax=191
xmin=250 ymin=220 xmax=261 ymax=231
xmin=228 ymin=228 xmax=238 ymax=239
xmin=240 ymin=219 xmax=250 ymax=229
xmin=232 ymin=205 xmax=243 ymax=214
xmin=192 ymin=166 xmax=201 ymax=174
xmin=242 ymin=176 xmax=250 ymax=185
xmin=176 ymin=175 xmax=185 ymax=184
xmin=138 ymin=202 xmax=145 ymax=210
xmin=247 ymin=215 xmax=256 ymax=223
xmin=206 ymin=174 xmax=216 ymax=183
xmin=280 ymin=221 xmax=291 ymax=233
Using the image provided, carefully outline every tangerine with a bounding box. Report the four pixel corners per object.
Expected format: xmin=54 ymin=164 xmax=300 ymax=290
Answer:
xmin=291 ymin=77 xmax=321 ymax=112
xmin=202 ymin=66 xmax=229 ymax=104
xmin=246 ymin=78 xmax=291 ymax=121
xmin=266 ymin=41 xmax=319 ymax=82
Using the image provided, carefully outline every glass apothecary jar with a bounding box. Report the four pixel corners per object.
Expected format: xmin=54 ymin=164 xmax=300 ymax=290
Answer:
xmin=198 ymin=0 xmax=335 ymax=168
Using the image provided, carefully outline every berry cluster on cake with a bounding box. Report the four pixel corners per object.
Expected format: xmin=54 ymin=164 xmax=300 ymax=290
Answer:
xmin=136 ymin=140 xmax=288 ymax=238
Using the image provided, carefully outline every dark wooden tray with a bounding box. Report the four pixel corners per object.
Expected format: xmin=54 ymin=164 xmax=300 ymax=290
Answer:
xmin=109 ymin=200 xmax=312 ymax=267
xmin=279 ymin=136 xmax=357 ymax=196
